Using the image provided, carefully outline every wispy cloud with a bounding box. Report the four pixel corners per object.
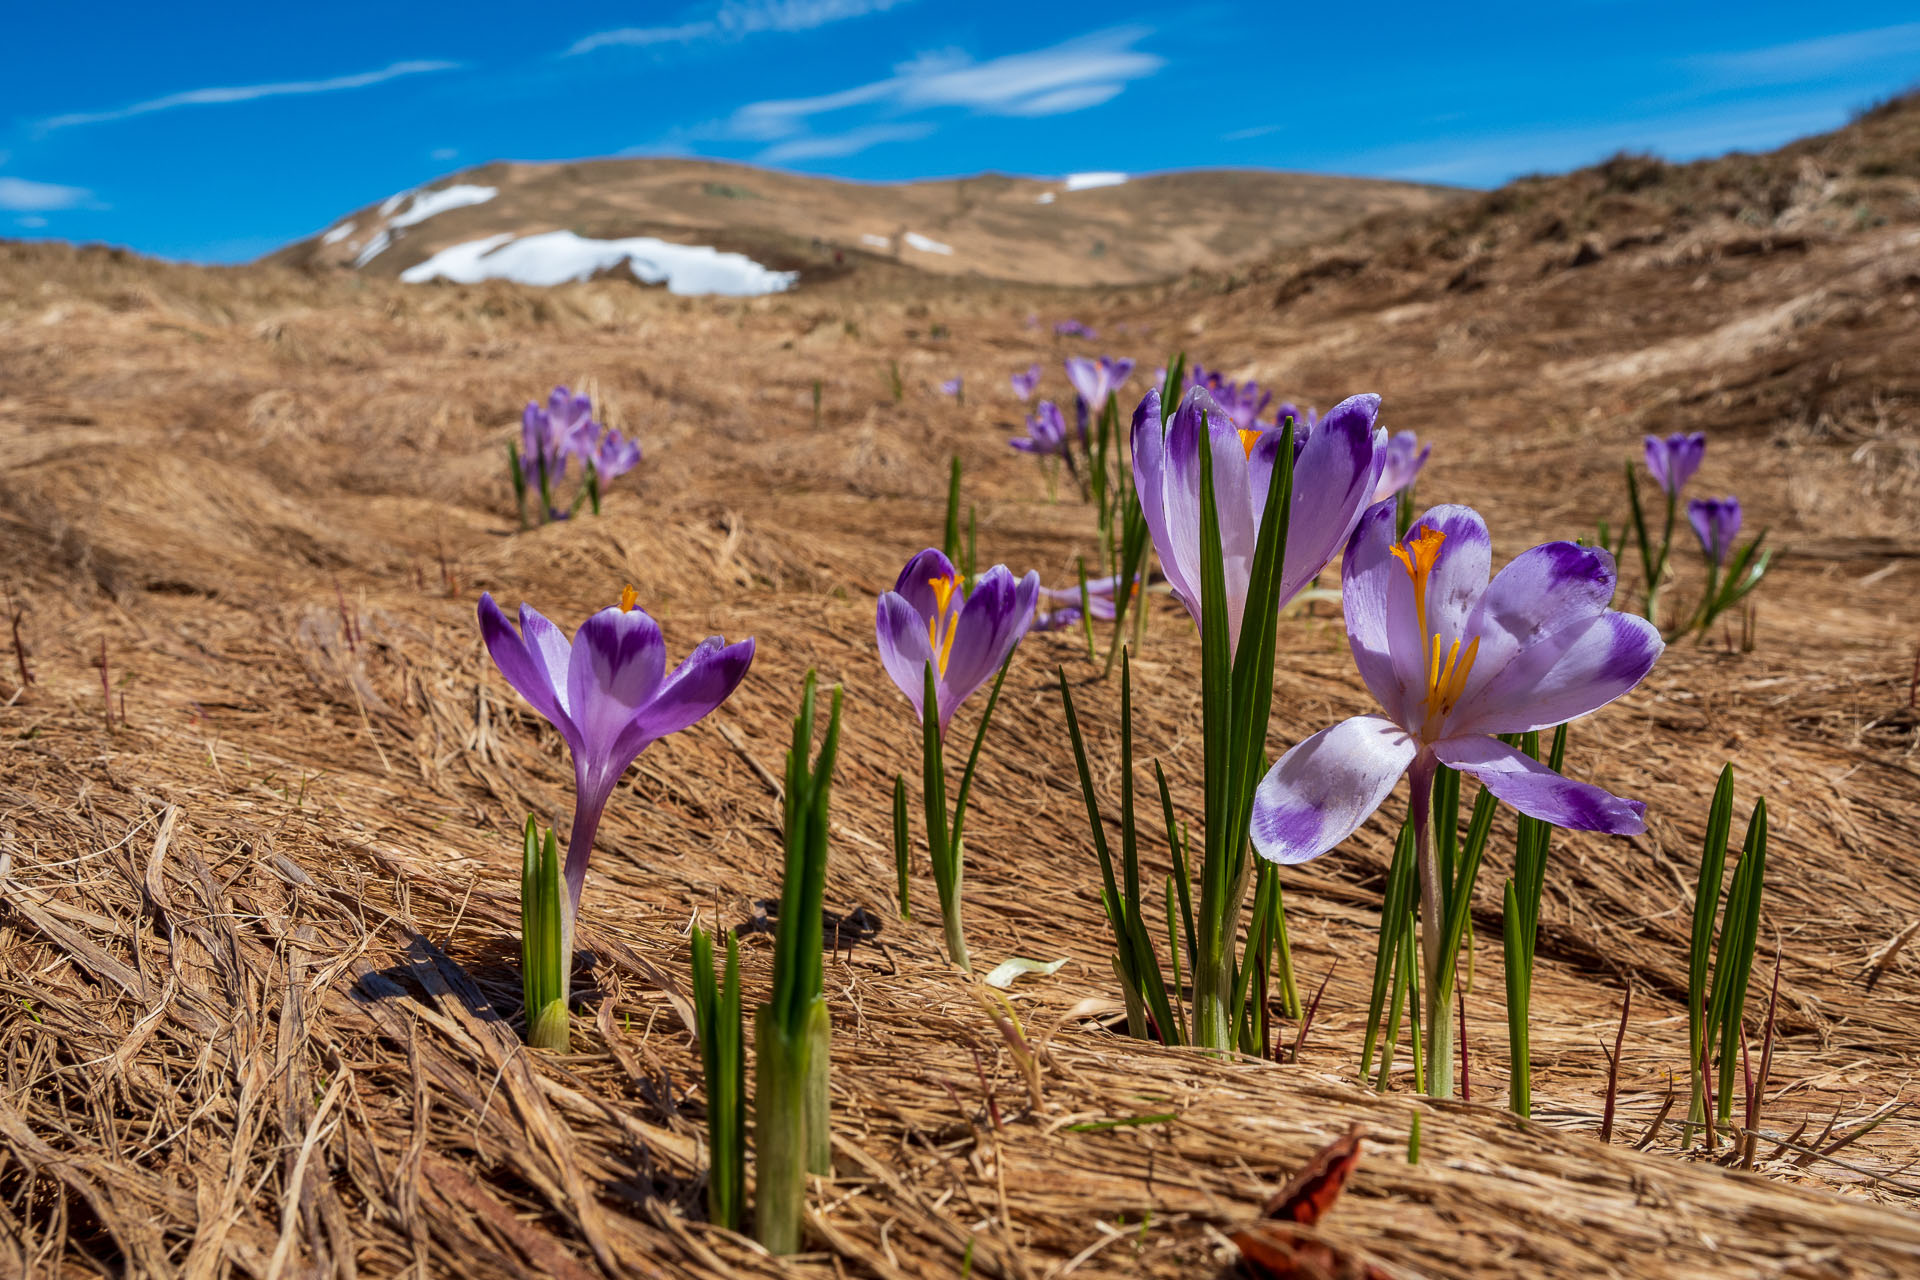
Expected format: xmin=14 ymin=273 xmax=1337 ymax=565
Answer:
xmin=38 ymin=59 xmax=461 ymax=131
xmin=726 ymin=26 xmax=1163 ymax=155
xmin=0 ymin=177 xmax=95 ymax=212
xmin=1222 ymin=123 xmax=1282 ymax=141
xmin=1686 ymin=22 xmax=1920 ymax=88
xmin=759 ymin=122 xmax=934 ymax=161
xmin=568 ymin=0 xmax=911 ymax=56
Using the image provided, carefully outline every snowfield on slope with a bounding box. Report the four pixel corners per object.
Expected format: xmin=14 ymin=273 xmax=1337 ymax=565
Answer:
xmin=396 ymin=230 xmax=799 ymax=295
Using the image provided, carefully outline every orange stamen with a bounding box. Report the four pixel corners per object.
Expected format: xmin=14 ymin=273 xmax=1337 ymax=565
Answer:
xmin=1238 ymin=427 xmax=1263 ymax=458
xmin=619 ymin=584 xmax=639 ymax=612
xmin=1389 ymin=526 xmax=1481 ymax=735
xmin=926 ymin=574 xmax=963 ymax=675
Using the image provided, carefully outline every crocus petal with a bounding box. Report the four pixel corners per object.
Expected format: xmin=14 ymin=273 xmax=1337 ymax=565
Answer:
xmin=891 ymin=547 xmax=957 ymax=622
xmin=608 ymin=635 xmax=755 ymax=765
xmin=1386 ymin=504 xmax=1491 ymax=676
xmin=1162 ymin=387 xmax=1257 ymax=648
xmin=875 ymin=591 xmax=936 ymax=721
xmin=1432 ymin=734 xmax=1646 ymax=834
xmin=478 ymin=594 xmax=578 ymax=743
xmin=1131 ymin=389 xmax=1196 ymax=612
xmin=939 ymin=568 xmax=1038 ymax=731
xmin=1279 ymin=393 xmax=1385 ymax=606
xmin=1448 ymin=540 xmax=1620 ymax=727
xmin=1339 ymin=501 xmax=1417 ymax=727
xmin=1250 ymin=716 xmax=1418 ymax=865
xmin=565 ymin=606 xmax=668 ymax=762
xmin=1450 ymin=610 xmax=1662 ymax=738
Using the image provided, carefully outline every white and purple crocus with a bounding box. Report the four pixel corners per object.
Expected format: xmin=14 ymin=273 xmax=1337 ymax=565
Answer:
xmin=479 ymin=588 xmax=754 ymax=916
xmin=1064 ymin=356 xmax=1135 ymax=413
xmin=1010 ymin=364 xmax=1042 ymax=401
xmin=1132 ymin=385 xmax=1387 ymax=656
xmin=875 ymin=550 xmax=1039 ymax=737
xmin=1250 ymin=502 xmax=1662 ymax=864
xmin=1010 ymin=401 xmax=1070 ymax=456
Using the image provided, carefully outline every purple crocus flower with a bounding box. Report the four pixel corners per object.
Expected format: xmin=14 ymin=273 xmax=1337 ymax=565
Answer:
xmin=1372 ymin=430 xmax=1432 ymax=503
xmin=1010 ymin=400 xmax=1069 ymax=455
xmin=524 ymin=386 xmax=600 ymax=486
xmin=1645 ymin=433 xmax=1705 ymax=497
xmin=1054 ymin=319 xmax=1097 ymax=339
xmin=592 ymin=427 xmax=642 ymax=481
xmin=1249 ymin=503 xmax=1663 ymax=868
xmin=940 ymin=377 xmax=964 ymax=398
xmin=1688 ymin=496 xmax=1742 ymax=566
xmin=1038 ymin=573 xmax=1136 ymax=623
xmin=1010 ymin=364 xmax=1042 ymax=401
xmin=1064 ymin=356 xmax=1135 ymax=412
xmin=1132 ymin=385 xmax=1387 ymax=656
xmin=1273 ymin=402 xmax=1319 ymax=435
xmin=1033 ymin=604 xmax=1083 ymax=632
xmin=479 ymin=588 xmax=754 ymax=914
xmin=1187 ymin=364 xmax=1272 ymax=433
xmin=874 ymin=549 xmax=1039 ymax=738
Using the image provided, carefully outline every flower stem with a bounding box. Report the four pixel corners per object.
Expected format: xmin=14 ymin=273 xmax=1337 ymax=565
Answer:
xmin=1411 ymin=755 xmax=1454 ymax=1099
xmin=938 ymin=839 xmax=970 ymax=972
xmin=753 ymin=1005 xmax=810 ymax=1255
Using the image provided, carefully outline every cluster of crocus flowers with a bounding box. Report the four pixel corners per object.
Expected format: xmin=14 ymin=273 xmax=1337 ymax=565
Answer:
xmin=1054 ymin=318 xmax=1097 ymax=339
xmin=510 ymin=385 xmax=642 ymax=527
xmin=1133 ymin=385 xmax=1387 ymax=655
xmin=1009 ymin=363 xmax=1042 ymax=401
xmin=1187 ymin=364 xmax=1273 ymax=433
xmin=876 ymin=548 xmax=1038 ymax=969
xmin=1250 ymin=502 xmax=1662 ymax=1095
xmin=479 ymin=587 xmax=754 ymax=1047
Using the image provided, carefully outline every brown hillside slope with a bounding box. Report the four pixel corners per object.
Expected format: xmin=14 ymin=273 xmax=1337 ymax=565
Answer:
xmin=1 ymin=98 xmax=1918 ymax=1278
xmin=268 ymin=155 xmax=1460 ymax=287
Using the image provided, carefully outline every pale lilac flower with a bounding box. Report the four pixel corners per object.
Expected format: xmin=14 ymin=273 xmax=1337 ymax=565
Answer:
xmin=592 ymin=427 xmax=641 ymax=481
xmin=1372 ymin=431 xmax=1431 ymax=502
xmin=940 ymin=377 xmax=964 ymax=398
xmin=1132 ymin=385 xmax=1386 ymax=656
xmin=1273 ymin=402 xmax=1319 ymax=435
xmin=1010 ymin=364 xmax=1042 ymax=401
xmin=1688 ymin=497 xmax=1742 ymax=566
xmin=875 ymin=549 xmax=1039 ymax=737
xmin=1011 ymin=400 xmax=1069 ymax=455
xmin=1645 ymin=433 xmax=1705 ymax=497
xmin=1033 ymin=604 xmax=1083 ymax=632
xmin=479 ymin=588 xmax=754 ymax=910
xmin=1055 ymin=319 xmax=1097 ymax=339
xmin=1065 ymin=356 xmax=1135 ymax=412
xmin=1249 ymin=504 xmax=1662 ymax=866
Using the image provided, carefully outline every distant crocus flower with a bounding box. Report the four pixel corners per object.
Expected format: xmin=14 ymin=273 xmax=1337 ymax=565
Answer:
xmin=1039 ymin=573 xmax=1136 ymax=622
xmin=592 ymin=427 xmax=642 ymax=481
xmin=1688 ymin=496 xmax=1741 ymax=566
xmin=875 ymin=549 xmax=1039 ymax=737
xmin=1250 ymin=503 xmax=1661 ymax=867
xmin=1273 ymin=402 xmax=1319 ymax=435
xmin=1372 ymin=430 xmax=1431 ymax=502
xmin=1033 ymin=604 xmax=1083 ymax=632
xmin=479 ymin=588 xmax=755 ymax=914
xmin=1645 ymin=433 xmax=1705 ymax=497
xmin=1065 ymin=356 xmax=1135 ymax=412
xmin=940 ymin=377 xmax=964 ymax=398
xmin=1010 ymin=364 xmax=1042 ymax=401
xmin=1133 ymin=385 xmax=1386 ymax=656
xmin=1188 ymin=364 xmax=1272 ymax=433
xmin=1011 ymin=400 xmax=1069 ymax=455
xmin=1055 ymin=319 xmax=1097 ymax=339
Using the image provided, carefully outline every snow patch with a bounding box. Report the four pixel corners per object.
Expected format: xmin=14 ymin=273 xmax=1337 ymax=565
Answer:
xmin=321 ymin=221 xmax=357 ymax=245
xmin=1034 ymin=191 xmax=1056 ymax=204
xmin=902 ymin=231 xmax=952 ymax=255
xmin=378 ymin=192 xmax=407 ymax=216
xmin=397 ymin=230 xmax=798 ymax=295
xmin=352 ymin=229 xmax=393 ymax=267
xmin=388 ymin=184 xmax=497 ymax=229
xmin=1064 ymin=172 xmax=1127 ymax=191
xmin=860 ymin=233 xmax=890 ymax=249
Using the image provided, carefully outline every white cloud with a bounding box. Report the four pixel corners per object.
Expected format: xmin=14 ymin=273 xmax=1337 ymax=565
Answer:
xmin=1687 ymin=22 xmax=1920 ymax=88
xmin=16 ymin=216 xmax=49 ymax=229
xmin=759 ymin=121 xmax=932 ymax=161
xmin=1223 ymin=123 xmax=1282 ymax=141
xmin=568 ymin=0 xmax=910 ymax=56
xmin=724 ymin=26 xmax=1162 ymax=147
xmin=431 ymin=146 xmax=459 ymax=161
xmin=0 ymin=177 xmax=94 ymax=212
xmin=38 ymin=59 xmax=461 ymax=131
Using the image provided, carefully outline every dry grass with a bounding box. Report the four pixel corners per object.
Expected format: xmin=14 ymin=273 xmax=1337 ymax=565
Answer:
xmin=3 ymin=99 xmax=1920 ymax=1278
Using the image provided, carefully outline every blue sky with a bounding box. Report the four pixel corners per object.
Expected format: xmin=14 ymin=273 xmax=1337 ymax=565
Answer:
xmin=4 ymin=2 xmax=1917 ymax=262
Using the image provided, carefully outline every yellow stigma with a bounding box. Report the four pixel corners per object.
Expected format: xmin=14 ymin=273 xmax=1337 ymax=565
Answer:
xmin=1239 ymin=427 xmax=1263 ymax=458
xmin=619 ymin=584 xmax=639 ymax=612
xmin=1390 ymin=526 xmax=1480 ymax=735
xmin=926 ymin=573 xmax=962 ymax=676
